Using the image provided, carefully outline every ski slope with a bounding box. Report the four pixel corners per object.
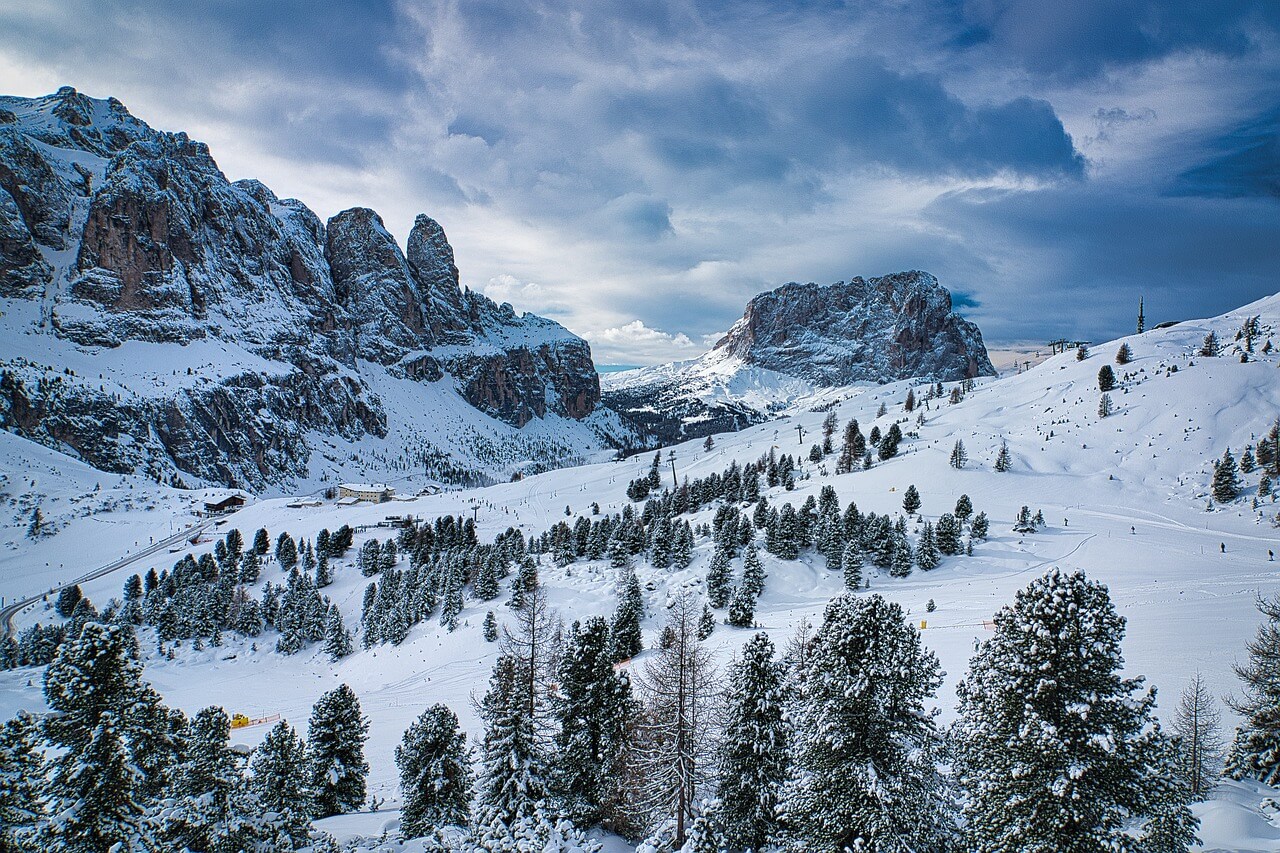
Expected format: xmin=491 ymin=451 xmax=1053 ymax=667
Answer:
xmin=2 ymin=293 xmax=1280 ymax=850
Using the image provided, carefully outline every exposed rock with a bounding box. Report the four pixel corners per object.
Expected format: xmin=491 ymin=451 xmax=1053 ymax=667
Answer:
xmin=603 ymin=271 xmax=995 ymax=444
xmin=0 ymin=87 xmax=608 ymax=491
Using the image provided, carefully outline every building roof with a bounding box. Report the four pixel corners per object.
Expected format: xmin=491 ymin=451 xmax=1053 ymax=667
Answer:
xmin=340 ymin=483 xmax=391 ymax=491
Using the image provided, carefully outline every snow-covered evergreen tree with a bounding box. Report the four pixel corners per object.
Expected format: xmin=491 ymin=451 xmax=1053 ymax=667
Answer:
xmin=554 ymin=616 xmax=634 ymax=829
xmin=718 ymin=633 xmax=787 ymax=851
xmin=949 ymin=439 xmax=967 ymax=469
xmin=611 ymin=567 xmax=644 ymax=662
xmin=705 ymin=547 xmax=733 ymax=609
xmin=39 ymin=622 xmax=151 ymax=852
xmin=841 ymin=541 xmax=863 ymax=590
xmin=0 ymin=713 xmax=42 ymax=852
xmin=323 ymin=606 xmax=353 ymax=661
xmin=478 ymin=654 xmax=548 ymax=825
xmin=307 ymin=683 xmax=370 ymax=818
xmin=916 ymin=521 xmax=940 ymax=570
xmin=780 ymin=593 xmax=954 ymax=852
xmin=902 ymin=484 xmax=921 ymax=515
xmin=1226 ymin=594 xmax=1280 ymax=784
xmin=1212 ymin=448 xmax=1243 ymax=503
xmin=397 ymin=704 xmax=472 ymax=838
xmin=955 ymin=569 xmax=1196 ymax=852
xmin=994 ymin=440 xmax=1012 ymax=472
xmin=251 ymin=719 xmax=314 ymax=847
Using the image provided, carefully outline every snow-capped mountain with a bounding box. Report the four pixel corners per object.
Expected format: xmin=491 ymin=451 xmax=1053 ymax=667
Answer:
xmin=0 ymin=87 xmax=622 ymax=492
xmin=603 ymin=271 xmax=995 ymax=444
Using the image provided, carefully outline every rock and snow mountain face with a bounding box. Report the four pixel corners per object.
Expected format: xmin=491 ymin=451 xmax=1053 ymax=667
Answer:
xmin=603 ymin=271 xmax=996 ymax=444
xmin=0 ymin=87 xmax=616 ymax=492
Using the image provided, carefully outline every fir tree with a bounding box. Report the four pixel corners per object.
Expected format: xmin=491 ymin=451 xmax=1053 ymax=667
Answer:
xmin=1116 ymin=342 xmax=1133 ymax=364
xmin=610 ymin=566 xmax=644 ymax=662
xmin=955 ymin=569 xmax=1197 ymax=853
xmin=1098 ymin=364 xmax=1116 ymax=392
xmin=275 ymin=532 xmax=298 ymax=571
xmin=323 ymin=607 xmax=354 ymax=661
xmin=970 ymin=511 xmax=990 ymax=540
xmin=706 ymin=547 xmax=733 ymax=609
xmin=994 ymin=440 xmax=1012 ymax=472
xmin=1200 ymin=331 xmax=1219 ymax=357
xmin=949 ymin=439 xmax=968 ymax=469
xmin=26 ymin=507 xmax=43 ymax=539
xmin=841 ymin=541 xmax=863 ymax=590
xmin=478 ymin=655 xmax=547 ymax=825
xmin=253 ymin=527 xmax=270 ymax=555
xmin=397 ymin=705 xmax=472 ymax=837
xmin=554 ymin=616 xmax=633 ymax=829
xmin=888 ymin=529 xmax=913 ymax=577
xmin=1099 ymin=392 xmax=1114 ymax=418
xmin=475 ymin=557 xmax=501 ymax=600
xmin=0 ymin=713 xmax=43 ymax=851
xmin=719 ymin=633 xmax=787 ymax=852
xmin=252 ymin=720 xmax=314 ymax=846
xmin=40 ymin=622 xmax=150 ymax=852
xmin=781 ymin=593 xmax=954 ymax=852
xmin=727 ymin=583 xmax=756 ymax=628
xmin=161 ymin=705 xmax=280 ymax=853
xmin=740 ymin=545 xmax=766 ymax=599
xmin=902 ymin=484 xmax=921 ymax=515
xmin=954 ymin=493 xmax=973 ymax=524
xmin=935 ymin=512 xmax=962 ymax=555
xmin=1226 ymin=594 xmax=1280 ymax=784
xmin=484 ymin=611 xmax=499 ymax=642
xmin=307 ymin=683 xmax=370 ymax=818
xmin=55 ymin=583 xmax=83 ymax=619
xmin=916 ymin=521 xmax=940 ymax=570
xmin=698 ymin=604 xmax=716 ymax=640
xmin=1212 ymin=448 xmax=1243 ymax=503
xmin=1172 ymin=673 xmax=1224 ymax=799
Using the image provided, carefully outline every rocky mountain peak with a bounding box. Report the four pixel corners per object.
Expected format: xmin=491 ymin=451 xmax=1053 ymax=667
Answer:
xmin=407 ymin=213 xmax=461 ymax=296
xmin=714 ymin=270 xmax=995 ymax=385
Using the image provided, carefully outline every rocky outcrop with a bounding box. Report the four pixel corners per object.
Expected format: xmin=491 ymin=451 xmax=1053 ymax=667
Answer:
xmin=603 ymin=271 xmax=995 ymax=445
xmin=715 ymin=272 xmax=995 ymax=385
xmin=0 ymin=86 xmax=604 ymax=490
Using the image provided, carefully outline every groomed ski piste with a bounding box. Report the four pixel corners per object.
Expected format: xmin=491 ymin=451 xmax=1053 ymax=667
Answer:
xmin=3 ymin=292 xmax=1280 ymax=850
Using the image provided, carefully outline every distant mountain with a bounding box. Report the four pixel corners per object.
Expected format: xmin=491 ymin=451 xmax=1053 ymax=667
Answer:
xmin=0 ymin=87 xmax=624 ymax=492
xmin=603 ymin=271 xmax=995 ymax=444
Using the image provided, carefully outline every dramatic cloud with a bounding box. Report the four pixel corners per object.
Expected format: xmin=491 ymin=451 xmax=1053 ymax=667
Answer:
xmin=2 ymin=0 xmax=1277 ymax=364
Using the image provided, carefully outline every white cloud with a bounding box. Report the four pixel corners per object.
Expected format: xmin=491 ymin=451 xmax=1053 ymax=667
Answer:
xmin=483 ymin=274 xmax=545 ymax=310
xmin=585 ymin=320 xmax=704 ymax=366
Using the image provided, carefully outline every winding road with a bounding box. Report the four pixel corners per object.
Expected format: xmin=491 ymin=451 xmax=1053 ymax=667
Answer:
xmin=0 ymin=518 xmax=216 ymax=641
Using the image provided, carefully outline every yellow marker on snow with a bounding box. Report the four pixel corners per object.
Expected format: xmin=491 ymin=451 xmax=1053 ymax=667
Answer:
xmin=920 ymin=620 xmax=927 ymax=629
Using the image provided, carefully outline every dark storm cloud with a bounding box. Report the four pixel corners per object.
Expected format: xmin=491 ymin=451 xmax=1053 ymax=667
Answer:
xmin=1173 ymin=105 xmax=1280 ymax=200
xmin=2 ymin=0 xmax=1278 ymax=363
xmin=933 ymin=0 xmax=1280 ymax=80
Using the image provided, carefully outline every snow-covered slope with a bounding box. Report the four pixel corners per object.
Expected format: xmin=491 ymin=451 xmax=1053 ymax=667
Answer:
xmin=602 ymin=270 xmax=995 ymax=444
xmin=2 ymin=289 xmax=1279 ymax=849
xmin=0 ymin=87 xmax=623 ymax=494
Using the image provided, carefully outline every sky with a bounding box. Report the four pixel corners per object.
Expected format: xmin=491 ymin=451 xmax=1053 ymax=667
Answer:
xmin=2 ymin=1 xmax=1278 ymax=366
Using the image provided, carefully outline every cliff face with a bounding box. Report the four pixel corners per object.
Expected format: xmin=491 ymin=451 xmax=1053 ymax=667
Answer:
xmin=0 ymin=87 xmax=601 ymax=490
xmin=602 ymin=271 xmax=995 ymax=445
xmin=714 ymin=271 xmax=995 ymax=385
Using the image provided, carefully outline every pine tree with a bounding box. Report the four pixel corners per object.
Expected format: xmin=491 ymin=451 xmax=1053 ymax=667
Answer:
xmin=916 ymin=521 xmax=940 ymax=570
xmin=1116 ymin=342 xmax=1132 ymax=364
xmin=0 ymin=713 xmax=43 ymax=852
xmin=1099 ymin=392 xmax=1114 ymax=418
xmin=740 ymin=545 xmax=766 ymax=600
xmin=276 ymin=532 xmax=298 ymax=571
xmin=994 ymin=440 xmax=1012 ymax=472
xmin=397 ymin=704 xmax=472 ymax=837
xmin=323 ymin=607 xmax=353 ymax=660
xmin=252 ymin=719 xmax=314 ymax=846
xmin=1226 ymin=594 xmax=1280 ymax=784
xmin=253 ymin=527 xmax=270 ymax=556
xmin=955 ymin=569 xmax=1196 ymax=852
xmin=162 ymin=705 xmax=279 ymax=853
xmin=315 ymin=552 xmax=332 ymax=588
xmin=902 ymin=484 xmax=921 ymax=515
xmin=970 ymin=510 xmax=990 ymax=540
xmin=611 ymin=566 xmax=644 ymax=662
xmin=935 ymin=512 xmax=962 ymax=555
xmin=841 ymin=541 xmax=863 ymax=590
xmin=954 ymin=493 xmax=973 ymax=524
xmin=1212 ymin=448 xmax=1243 ymax=502
xmin=781 ymin=593 xmax=953 ymax=852
xmin=475 ymin=557 xmax=501 ymax=600
xmin=307 ymin=683 xmax=370 ymax=818
xmin=1200 ymin=331 xmax=1219 ymax=357
xmin=55 ymin=583 xmax=83 ymax=619
xmin=706 ymin=547 xmax=733 ymax=609
xmin=889 ymin=529 xmax=913 ymax=577
xmin=719 ymin=633 xmax=787 ymax=851
xmin=1172 ymin=673 xmax=1224 ymax=799
xmin=1098 ymin=364 xmax=1116 ymax=392
xmin=554 ymin=616 xmax=633 ymax=829
xmin=949 ymin=439 xmax=967 ymax=469
xmin=698 ymin=604 xmax=716 ymax=640
xmin=484 ymin=611 xmax=499 ymax=642
xmin=478 ymin=654 xmax=548 ymax=825
xmin=727 ymin=582 xmax=756 ymax=628
xmin=26 ymin=507 xmax=43 ymax=539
